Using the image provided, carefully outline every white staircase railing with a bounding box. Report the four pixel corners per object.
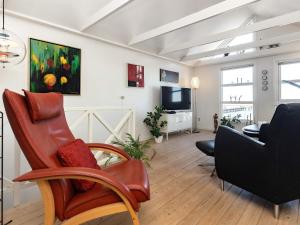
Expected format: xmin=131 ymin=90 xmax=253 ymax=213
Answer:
xmin=10 ymin=106 xmax=135 ymax=206
xmin=65 ymin=107 xmax=135 ymax=161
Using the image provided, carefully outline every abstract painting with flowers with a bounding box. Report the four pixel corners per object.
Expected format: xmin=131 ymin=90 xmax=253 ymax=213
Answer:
xmin=30 ymin=38 xmax=81 ymax=94
xmin=128 ymin=63 xmax=144 ymax=88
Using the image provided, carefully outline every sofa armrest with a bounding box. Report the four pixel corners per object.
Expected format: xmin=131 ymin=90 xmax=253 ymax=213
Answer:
xmin=215 ymin=126 xmax=271 ymax=182
xmin=14 ymin=167 xmax=138 ymax=210
xmin=259 ymin=123 xmax=270 ymax=143
xmin=215 ymin=125 xmax=267 ymax=154
xmin=87 ymin=143 xmax=131 ymax=160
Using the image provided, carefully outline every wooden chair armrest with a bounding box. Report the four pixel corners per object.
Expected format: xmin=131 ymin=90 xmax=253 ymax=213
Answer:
xmin=13 ymin=167 xmax=138 ymax=211
xmin=87 ymin=143 xmax=131 ymax=160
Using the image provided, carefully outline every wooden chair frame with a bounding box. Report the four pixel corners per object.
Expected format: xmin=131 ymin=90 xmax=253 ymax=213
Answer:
xmin=15 ymin=146 xmax=140 ymax=225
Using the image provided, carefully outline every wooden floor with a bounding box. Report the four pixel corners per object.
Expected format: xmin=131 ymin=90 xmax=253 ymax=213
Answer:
xmin=4 ymin=131 xmax=300 ymax=225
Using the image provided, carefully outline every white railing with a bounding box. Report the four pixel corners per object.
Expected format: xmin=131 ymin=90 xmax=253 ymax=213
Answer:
xmin=65 ymin=107 xmax=135 ymax=164
xmin=10 ymin=106 xmax=135 ymax=206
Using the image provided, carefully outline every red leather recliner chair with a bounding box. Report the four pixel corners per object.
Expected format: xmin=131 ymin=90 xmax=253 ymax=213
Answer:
xmin=3 ymin=89 xmax=150 ymax=225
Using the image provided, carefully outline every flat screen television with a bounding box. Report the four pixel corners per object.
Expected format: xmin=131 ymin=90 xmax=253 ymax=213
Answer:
xmin=161 ymin=86 xmax=191 ymax=111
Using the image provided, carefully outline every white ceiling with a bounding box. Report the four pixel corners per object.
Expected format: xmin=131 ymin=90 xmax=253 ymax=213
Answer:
xmin=2 ymin=0 xmax=300 ymax=66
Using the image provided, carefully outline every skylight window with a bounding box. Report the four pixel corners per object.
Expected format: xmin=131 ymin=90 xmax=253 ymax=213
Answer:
xmin=200 ymin=54 xmax=223 ymax=61
xmin=244 ymin=48 xmax=255 ymax=53
xmin=199 ymin=48 xmax=257 ymax=62
xmin=229 ymin=33 xmax=254 ymax=47
xmin=197 ymin=33 xmax=256 ymax=62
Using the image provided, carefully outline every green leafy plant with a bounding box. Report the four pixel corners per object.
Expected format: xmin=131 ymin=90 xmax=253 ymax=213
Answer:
xmin=143 ymin=106 xmax=167 ymax=138
xmin=220 ymin=114 xmax=241 ymax=128
xmin=111 ymin=133 xmax=152 ymax=167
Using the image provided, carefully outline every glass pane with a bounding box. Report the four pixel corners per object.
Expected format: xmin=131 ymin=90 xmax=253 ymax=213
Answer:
xmin=229 ymin=33 xmax=254 ymax=47
xmin=222 ymin=66 xmax=253 ymax=85
xmin=222 ymin=85 xmax=253 ymax=102
xmin=280 ymin=63 xmax=300 ymax=81
xmin=222 ymin=104 xmax=253 ymax=120
xmin=281 ymin=82 xmax=300 ymax=100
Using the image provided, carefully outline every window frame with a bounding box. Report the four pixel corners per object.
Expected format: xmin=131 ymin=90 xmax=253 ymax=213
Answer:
xmin=278 ymin=60 xmax=300 ymax=103
xmin=220 ymin=64 xmax=255 ymax=122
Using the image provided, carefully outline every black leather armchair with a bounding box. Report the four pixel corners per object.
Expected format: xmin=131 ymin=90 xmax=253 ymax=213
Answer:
xmin=215 ymin=104 xmax=300 ymax=218
xmin=258 ymin=123 xmax=270 ymax=143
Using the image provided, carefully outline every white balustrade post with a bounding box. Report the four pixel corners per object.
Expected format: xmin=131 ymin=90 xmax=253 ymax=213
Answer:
xmin=128 ymin=111 xmax=132 ymax=136
xmin=132 ymin=110 xmax=136 ymax=138
xmin=88 ymin=111 xmax=93 ymax=143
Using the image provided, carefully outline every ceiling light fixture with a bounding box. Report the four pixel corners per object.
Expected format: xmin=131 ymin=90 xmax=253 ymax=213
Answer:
xmin=0 ymin=0 xmax=26 ymax=68
xmin=259 ymin=43 xmax=280 ymax=51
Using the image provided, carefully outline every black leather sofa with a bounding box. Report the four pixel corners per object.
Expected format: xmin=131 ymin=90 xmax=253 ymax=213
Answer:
xmin=215 ymin=104 xmax=300 ymax=218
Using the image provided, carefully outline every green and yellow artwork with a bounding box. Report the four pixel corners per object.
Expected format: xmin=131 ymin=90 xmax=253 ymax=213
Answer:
xmin=30 ymin=38 xmax=81 ymax=94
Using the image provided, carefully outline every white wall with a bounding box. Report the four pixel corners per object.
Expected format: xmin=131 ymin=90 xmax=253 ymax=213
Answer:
xmin=193 ymin=52 xmax=300 ymax=131
xmin=0 ymin=15 xmax=192 ymax=206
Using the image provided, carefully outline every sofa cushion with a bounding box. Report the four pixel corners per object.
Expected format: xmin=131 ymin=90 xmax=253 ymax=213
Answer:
xmin=196 ymin=140 xmax=215 ymax=157
xmin=57 ymin=139 xmax=101 ymax=192
xmin=64 ymin=183 xmax=121 ymax=219
xmin=64 ymin=159 xmax=150 ymax=219
xmin=104 ymin=159 xmax=150 ymax=202
xmin=23 ymin=90 xmax=62 ymax=122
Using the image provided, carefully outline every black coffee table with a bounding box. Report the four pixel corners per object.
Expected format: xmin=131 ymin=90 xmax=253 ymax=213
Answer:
xmin=242 ymin=124 xmax=260 ymax=138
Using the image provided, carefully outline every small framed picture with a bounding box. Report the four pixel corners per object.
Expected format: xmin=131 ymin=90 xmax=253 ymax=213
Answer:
xmin=160 ymin=69 xmax=179 ymax=83
xmin=128 ymin=63 xmax=144 ymax=87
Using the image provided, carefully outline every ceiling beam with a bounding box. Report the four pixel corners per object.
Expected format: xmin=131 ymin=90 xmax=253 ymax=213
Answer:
xmin=80 ymin=0 xmax=133 ymax=31
xmin=217 ymin=15 xmax=256 ymax=49
xmin=194 ymin=41 xmax=300 ymax=66
xmin=183 ymin=31 xmax=300 ymax=61
xmin=160 ymin=10 xmax=300 ymax=55
xmin=187 ymin=15 xmax=256 ymax=61
xmin=3 ymin=9 xmax=192 ymax=67
xmin=128 ymin=0 xmax=260 ymax=45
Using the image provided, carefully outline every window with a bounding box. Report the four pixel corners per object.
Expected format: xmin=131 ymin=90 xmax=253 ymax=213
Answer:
xmin=228 ymin=33 xmax=254 ymax=47
xmin=199 ymin=33 xmax=255 ymax=62
xmin=221 ymin=65 xmax=254 ymax=121
xmin=279 ymin=61 xmax=300 ymax=101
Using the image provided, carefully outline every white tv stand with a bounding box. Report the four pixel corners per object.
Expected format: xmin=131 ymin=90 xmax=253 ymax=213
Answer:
xmin=160 ymin=111 xmax=193 ymax=141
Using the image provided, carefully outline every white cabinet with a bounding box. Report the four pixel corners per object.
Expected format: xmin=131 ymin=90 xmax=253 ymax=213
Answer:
xmin=160 ymin=112 xmax=193 ymax=140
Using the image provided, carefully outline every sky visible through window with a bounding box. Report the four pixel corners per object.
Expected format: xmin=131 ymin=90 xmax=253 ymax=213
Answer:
xmin=200 ymin=33 xmax=255 ymax=61
xmin=229 ymin=33 xmax=254 ymax=47
xmin=280 ymin=62 xmax=300 ymax=100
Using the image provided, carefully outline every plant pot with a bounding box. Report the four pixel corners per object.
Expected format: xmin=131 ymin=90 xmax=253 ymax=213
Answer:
xmin=154 ymin=136 xmax=163 ymax=143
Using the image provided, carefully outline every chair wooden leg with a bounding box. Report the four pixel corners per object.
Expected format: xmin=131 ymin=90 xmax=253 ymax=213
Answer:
xmin=35 ymin=176 xmax=142 ymax=225
xmin=120 ymin=193 xmax=140 ymax=225
xmin=129 ymin=211 xmax=140 ymax=225
xmin=37 ymin=181 xmax=56 ymax=225
xmin=220 ymin=179 xmax=224 ymax=191
xmin=198 ymin=163 xmax=214 ymax=167
xmin=210 ymin=167 xmax=216 ymax=177
xmin=274 ymin=204 xmax=280 ymax=219
xmin=61 ymin=203 xmax=128 ymax=225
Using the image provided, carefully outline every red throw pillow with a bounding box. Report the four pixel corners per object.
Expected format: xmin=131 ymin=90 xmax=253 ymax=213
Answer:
xmin=57 ymin=139 xmax=101 ymax=192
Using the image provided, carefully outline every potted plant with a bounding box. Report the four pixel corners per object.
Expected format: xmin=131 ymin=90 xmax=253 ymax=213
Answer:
xmin=143 ymin=106 xmax=167 ymax=143
xmin=220 ymin=114 xmax=241 ymax=129
xmin=109 ymin=133 xmax=153 ymax=167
